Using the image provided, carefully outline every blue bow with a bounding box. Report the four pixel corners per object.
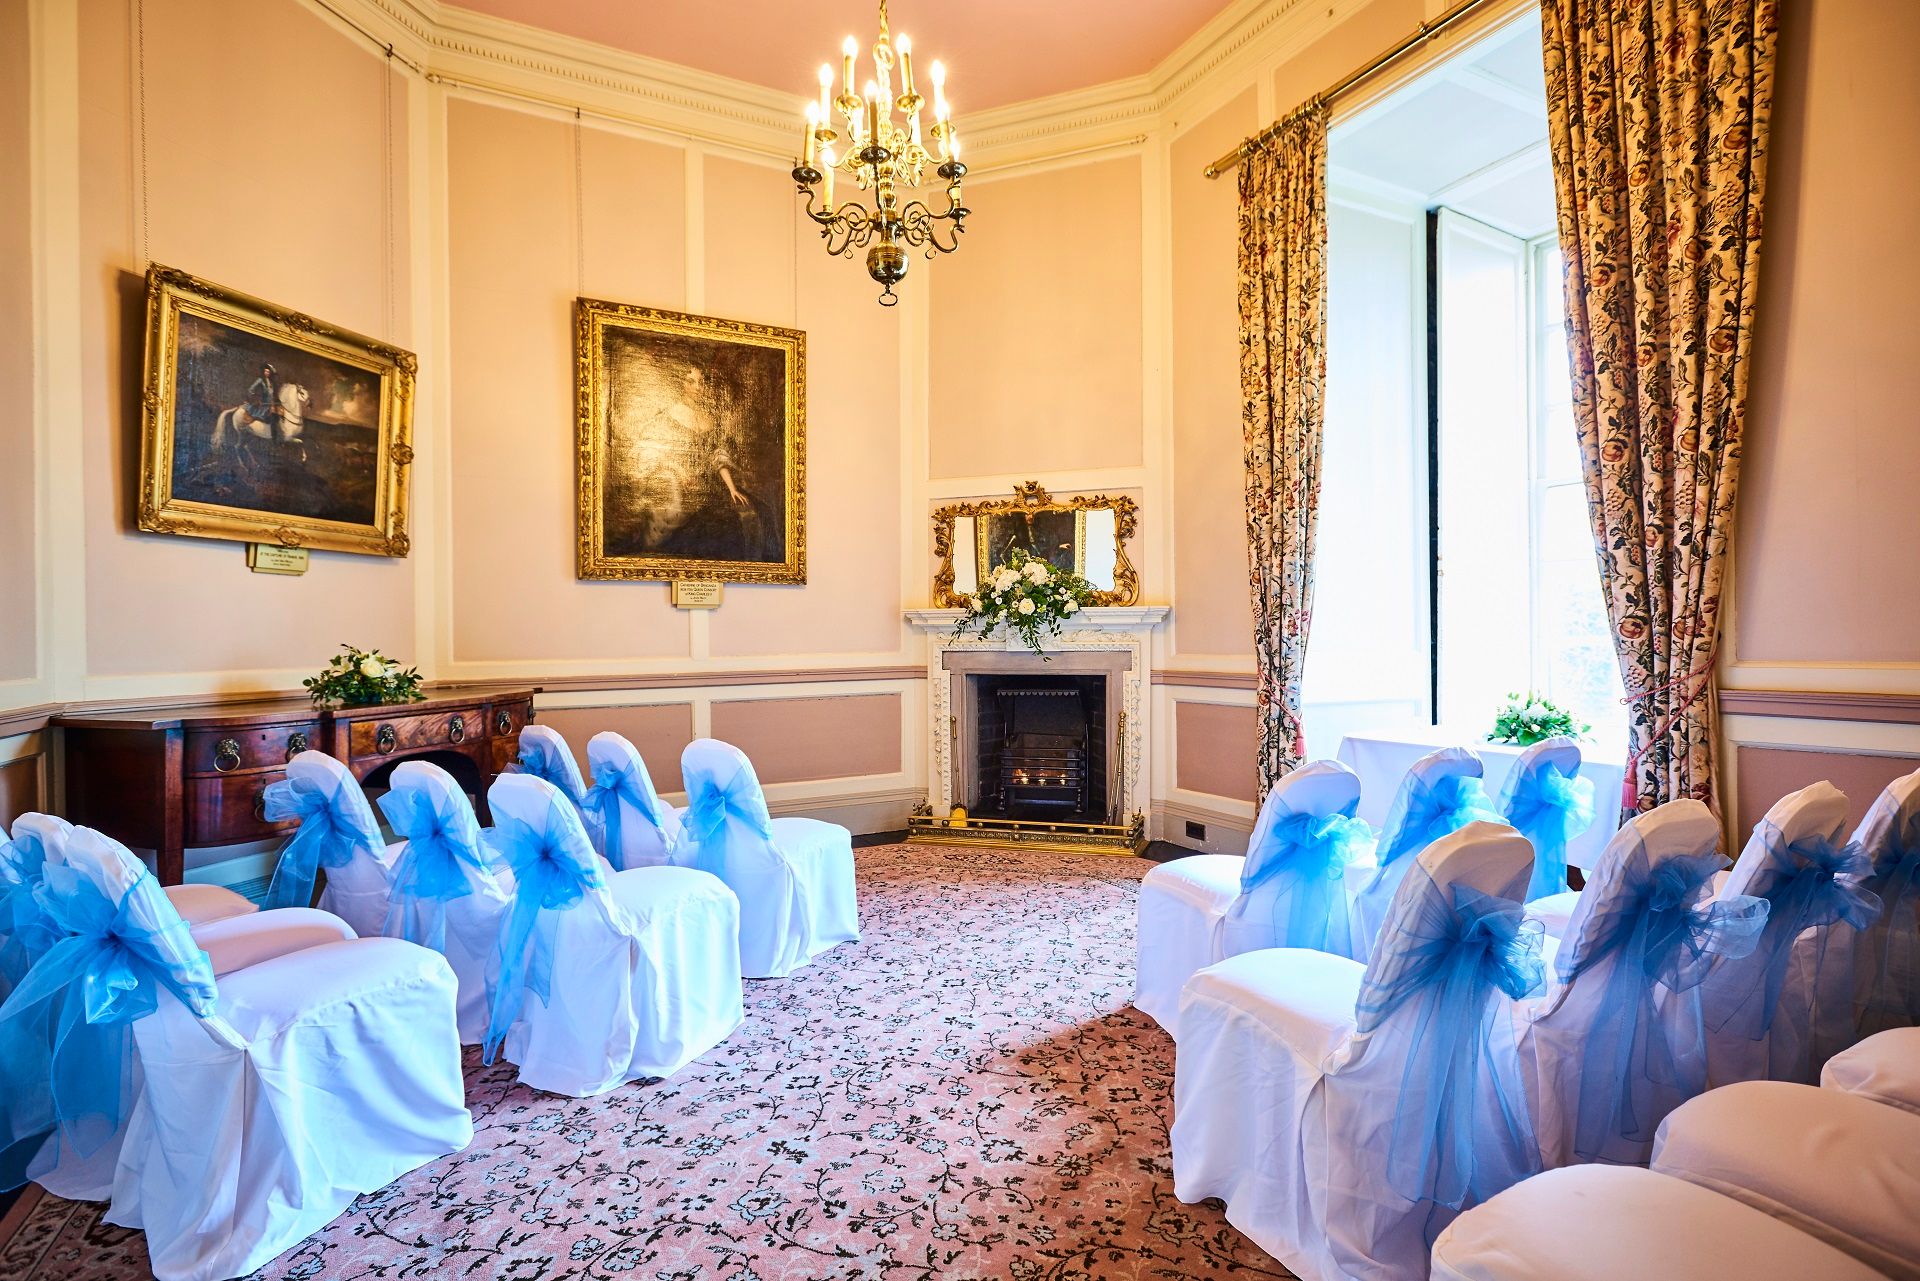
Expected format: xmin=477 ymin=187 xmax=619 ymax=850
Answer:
xmin=514 ymin=741 xmax=584 ymax=804
xmin=261 ymin=776 xmax=377 ymax=911
xmin=0 ymin=864 xmax=216 ymax=1190
xmin=682 ymin=770 xmax=771 ymax=857
xmin=378 ymin=787 xmax=487 ymax=952
xmin=1243 ymin=807 xmax=1372 ymax=954
xmin=1375 ymin=773 xmax=1502 ymax=871
xmin=1501 ymin=764 xmax=1597 ymax=902
xmin=583 ymin=762 xmax=660 ymax=871
xmin=1563 ymin=846 xmax=1768 ymax=1160
xmin=0 ymin=839 xmax=62 ymax=1003
xmin=481 ymin=804 xmax=604 ymax=1064
xmin=1358 ymin=880 xmax=1544 ymax=1208
xmin=1857 ymin=807 xmax=1920 ymax=1036
xmin=1712 ymin=828 xmax=1881 ymax=1042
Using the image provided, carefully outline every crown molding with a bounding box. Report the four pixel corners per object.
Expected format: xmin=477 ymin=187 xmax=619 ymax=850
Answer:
xmin=303 ymin=0 xmax=1378 ymax=173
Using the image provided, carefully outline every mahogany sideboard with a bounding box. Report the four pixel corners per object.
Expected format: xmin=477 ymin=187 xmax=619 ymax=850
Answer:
xmin=53 ymin=686 xmax=537 ymax=885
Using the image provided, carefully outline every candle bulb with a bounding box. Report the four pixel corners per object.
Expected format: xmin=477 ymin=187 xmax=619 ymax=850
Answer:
xmin=864 ymin=81 xmax=880 ymax=151
xmin=817 ymin=64 xmax=833 ymax=119
xmin=842 ymin=36 xmax=857 ymax=97
xmin=821 ymin=147 xmax=835 ymax=205
xmin=804 ymin=102 xmax=819 ymax=166
xmin=896 ymin=34 xmax=914 ymax=99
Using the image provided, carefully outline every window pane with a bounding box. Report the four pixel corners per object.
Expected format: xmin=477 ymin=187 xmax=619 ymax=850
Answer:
xmin=1538 ymin=482 xmax=1627 ymax=740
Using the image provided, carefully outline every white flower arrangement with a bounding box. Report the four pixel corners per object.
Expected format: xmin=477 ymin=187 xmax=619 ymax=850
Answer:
xmin=952 ymin=546 xmax=1096 ymax=656
xmin=303 ymin=643 xmax=425 ymax=708
xmin=1487 ymin=691 xmax=1588 ymax=745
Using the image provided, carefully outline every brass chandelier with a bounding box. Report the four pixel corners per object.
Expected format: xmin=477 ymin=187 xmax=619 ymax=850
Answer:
xmin=793 ymin=0 xmax=968 ymax=306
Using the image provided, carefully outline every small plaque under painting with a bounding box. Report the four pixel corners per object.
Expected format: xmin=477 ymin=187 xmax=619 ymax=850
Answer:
xmin=247 ymin=543 xmax=310 ymax=576
xmin=671 ymin=580 xmax=723 ymax=609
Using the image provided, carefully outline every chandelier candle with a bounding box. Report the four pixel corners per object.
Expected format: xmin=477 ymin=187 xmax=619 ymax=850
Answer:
xmin=794 ymin=0 xmax=970 ymax=306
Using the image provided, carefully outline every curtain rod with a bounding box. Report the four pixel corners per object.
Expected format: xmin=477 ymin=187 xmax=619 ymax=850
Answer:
xmin=1203 ymin=0 xmax=1503 ymax=179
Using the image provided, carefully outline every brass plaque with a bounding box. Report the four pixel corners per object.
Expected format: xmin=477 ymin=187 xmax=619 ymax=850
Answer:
xmin=671 ymin=580 xmax=724 ymax=609
xmin=247 ymin=543 xmax=311 ymax=576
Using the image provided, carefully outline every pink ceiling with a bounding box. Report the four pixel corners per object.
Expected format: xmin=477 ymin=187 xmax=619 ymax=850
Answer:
xmin=451 ymin=0 xmax=1233 ymax=110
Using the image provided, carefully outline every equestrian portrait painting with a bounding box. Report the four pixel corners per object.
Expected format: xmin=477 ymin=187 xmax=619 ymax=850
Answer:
xmin=138 ymin=265 xmax=415 ymax=557
xmin=575 ymin=298 xmax=806 ymax=584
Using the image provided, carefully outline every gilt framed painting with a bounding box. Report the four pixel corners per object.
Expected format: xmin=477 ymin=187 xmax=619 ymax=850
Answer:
xmin=137 ymin=264 xmax=415 ymax=557
xmin=575 ymin=298 xmax=806 ymax=584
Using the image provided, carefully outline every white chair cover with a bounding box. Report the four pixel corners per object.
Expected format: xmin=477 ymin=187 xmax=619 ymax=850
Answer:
xmin=378 ymin=761 xmax=514 ymax=1043
xmin=262 ymin=750 xmax=399 ymax=937
xmin=160 ymin=883 xmax=257 ymax=927
xmin=1429 ymin=1164 xmax=1886 ymax=1281
xmin=674 ymin=739 xmax=860 ymax=978
xmin=1 ymin=814 xmax=74 ymax=1005
xmin=1847 ymin=768 xmax=1920 ymax=1037
xmin=1131 ymin=853 xmax=1243 ymax=1033
xmin=1349 ymin=747 xmax=1501 ymax=963
xmin=514 ymin=723 xmax=591 ymax=821
xmin=8 ymin=810 xmax=255 ymax=929
xmin=1172 ymin=822 xmax=1543 ymax=1281
xmin=1702 ymin=781 xmax=1877 ymax=1084
xmin=1650 ymin=1079 xmax=1920 ymax=1281
xmin=1518 ymin=800 xmax=1766 ymax=1168
xmin=484 ymin=773 xmax=745 ymax=1094
xmin=189 ymin=907 xmax=357 ymax=976
xmin=584 ymin=731 xmax=683 ymax=869
xmin=1821 ymin=1025 xmax=1920 ymax=1116
xmin=1496 ymin=738 xmax=1595 ymax=903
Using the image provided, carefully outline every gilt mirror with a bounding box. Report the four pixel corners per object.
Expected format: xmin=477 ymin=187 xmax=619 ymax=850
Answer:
xmin=934 ymin=482 xmax=1138 ymax=607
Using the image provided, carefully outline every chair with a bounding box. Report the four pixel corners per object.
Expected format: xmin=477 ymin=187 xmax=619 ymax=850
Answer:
xmin=262 ymin=750 xmax=401 ymax=937
xmin=1846 ymin=768 xmax=1920 ymax=1037
xmin=378 ymin=760 xmax=514 ymax=1043
xmin=0 ymin=827 xmax=471 ymax=1281
xmin=1821 ymin=1026 xmax=1920 ymax=1116
xmin=1171 ymin=822 xmax=1544 ymax=1281
xmin=583 ymin=731 xmax=682 ymax=869
xmin=483 ymin=773 xmax=744 ymax=1094
xmin=1650 ymin=1080 xmax=1920 ymax=1280
xmin=1495 ymin=737 xmax=1595 ymax=903
xmin=1428 ymin=1164 xmax=1885 ymax=1281
xmin=514 ymin=723 xmax=590 ymax=819
xmin=674 ymin=739 xmax=860 ymax=979
xmin=1134 ymin=762 xmax=1371 ymax=1031
xmin=1518 ymin=799 xmax=1767 ymax=1168
xmin=1349 ymin=747 xmax=1502 ymax=963
xmin=1700 ymin=781 xmax=1881 ymax=1085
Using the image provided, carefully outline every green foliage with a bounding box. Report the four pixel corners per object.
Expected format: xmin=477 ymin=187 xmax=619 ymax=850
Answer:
xmin=951 ymin=546 xmax=1098 ymax=657
xmin=303 ymin=643 xmax=426 ymax=708
xmin=1488 ymin=691 xmax=1589 ymax=746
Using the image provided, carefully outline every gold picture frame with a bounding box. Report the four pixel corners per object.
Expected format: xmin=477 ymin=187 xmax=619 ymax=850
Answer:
xmin=575 ymin=298 xmax=807 ymax=584
xmin=137 ymin=264 xmax=415 ymax=556
xmin=933 ymin=481 xmax=1140 ymax=607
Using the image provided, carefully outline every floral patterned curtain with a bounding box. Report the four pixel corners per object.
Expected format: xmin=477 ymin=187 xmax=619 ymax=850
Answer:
xmin=1540 ymin=0 xmax=1777 ymax=813
xmin=1239 ymin=103 xmax=1330 ymax=798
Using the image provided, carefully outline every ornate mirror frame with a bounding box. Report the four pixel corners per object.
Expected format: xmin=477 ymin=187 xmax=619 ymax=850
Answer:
xmin=932 ymin=481 xmax=1139 ymax=607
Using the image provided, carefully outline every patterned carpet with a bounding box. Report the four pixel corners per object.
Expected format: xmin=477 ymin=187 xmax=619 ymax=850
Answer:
xmin=0 ymin=844 xmax=1290 ymax=1280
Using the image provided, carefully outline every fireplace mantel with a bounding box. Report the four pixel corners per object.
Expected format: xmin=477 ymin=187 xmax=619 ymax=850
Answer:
xmin=904 ymin=607 xmax=1169 ymax=853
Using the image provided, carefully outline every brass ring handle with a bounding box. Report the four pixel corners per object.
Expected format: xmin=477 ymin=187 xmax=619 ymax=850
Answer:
xmin=376 ymin=724 xmax=397 ymax=754
xmin=494 ymin=710 xmax=513 ymax=736
xmin=449 ymin=714 xmax=466 ymax=744
xmin=253 ymin=792 xmax=268 ymax=824
xmin=214 ymin=738 xmax=242 ymax=773
xmin=286 ymin=731 xmax=309 ymax=761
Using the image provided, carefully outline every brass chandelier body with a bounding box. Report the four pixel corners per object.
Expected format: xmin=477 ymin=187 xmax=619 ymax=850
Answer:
xmin=793 ymin=0 xmax=968 ymax=306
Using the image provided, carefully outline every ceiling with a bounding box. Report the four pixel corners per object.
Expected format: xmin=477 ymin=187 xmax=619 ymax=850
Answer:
xmin=1331 ymin=11 xmax=1556 ymax=239
xmin=450 ymin=0 xmax=1233 ymax=111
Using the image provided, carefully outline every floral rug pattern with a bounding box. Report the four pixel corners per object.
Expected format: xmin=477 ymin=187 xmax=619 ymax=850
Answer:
xmin=1 ymin=845 xmax=1292 ymax=1279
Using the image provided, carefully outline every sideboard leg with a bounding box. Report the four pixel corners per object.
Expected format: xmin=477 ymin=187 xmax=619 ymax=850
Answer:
xmin=157 ymin=842 xmax=185 ymax=887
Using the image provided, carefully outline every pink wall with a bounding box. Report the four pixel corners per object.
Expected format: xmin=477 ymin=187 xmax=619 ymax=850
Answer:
xmin=710 ymin=694 xmax=902 ymax=783
xmin=77 ymin=0 xmax=415 ymax=680
xmin=1735 ymin=0 xmax=1920 ymax=664
xmin=533 ymin=703 xmax=696 ymax=793
xmin=1174 ymin=700 xmax=1259 ymax=802
xmin=1735 ymin=746 xmax=1920 ymax=844
xmin=0 ymin=0 xmax=33 ymax=684
xmin=927 ymin=157 xmax=1144 ymax=480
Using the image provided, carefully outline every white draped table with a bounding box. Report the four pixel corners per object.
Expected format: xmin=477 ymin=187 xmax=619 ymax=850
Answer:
xmin=1335 ymin=725 xmax=1625 ymax=870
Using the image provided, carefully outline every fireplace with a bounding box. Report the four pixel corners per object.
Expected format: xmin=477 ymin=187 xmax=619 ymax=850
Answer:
xmin=968 ymin=675 xmax=1108 ymax=822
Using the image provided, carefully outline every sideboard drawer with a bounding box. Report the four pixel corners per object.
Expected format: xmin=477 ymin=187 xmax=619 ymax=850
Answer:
xmin=185 ymin=721 xmax=321 ymax=777
xmin=187 ymin=771 xmax=298 ymax=845
xmin=346 ymin=707 xmax=484 ymax=761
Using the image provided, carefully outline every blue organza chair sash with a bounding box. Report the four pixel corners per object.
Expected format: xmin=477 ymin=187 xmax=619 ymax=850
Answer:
xmin=1241 ymin=807 xmax=1373 ymax=954
xmin=1374 ymin=773 xmax=1500 ymax=871
xmin=515 ymin=740 xmax=584 ymax=804
xmin=1859 ymin=806 xmax=1920 ymax=1035
xmin=378 ymin=786 xmax=488 ymax=951
xmin=0 ymin=863 xmax=217 ymax=1189
xmin=583 ymin=762 xmax=664 ymax=870
xmin=683 ymin=772 xmax=773 ymax=852
xmin=0 ymin=838 xmax=61 ymax=998
xmin=1560 ymin=846 xmax=1768 ymax=1159
xmin=1501 ymin=764 xmax=1596 ymax=901
xmin=1711 ymin=824 xmax=1881 ymax=1040
xmin=262 ymin=775 xmax=377 ymax=911
xmin=1356 ymin=878 xmax=1544 ymax=1207
xmin=481 ymin=802 xmax=606 ymax=1063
